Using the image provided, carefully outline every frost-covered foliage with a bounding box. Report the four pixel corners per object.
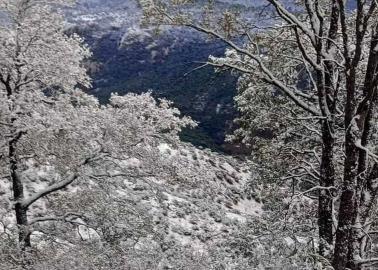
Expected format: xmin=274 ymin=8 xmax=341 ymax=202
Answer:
xmin=0 ymin=1 xmax=280 ymax=269
xmin=0 ymin=2 xmax=272 ymax=265
xmin=0 ymin=88 xmax=198 ymax=267
xmin=0 ymin=87 xmax=277 ymax=269
xmin=0 ymin=0 xmax=94 ymax=251
xmin=4 ymin=0 xmax=378 ymax=269
xmin=0 ymin=0 xmax=91 ymax=91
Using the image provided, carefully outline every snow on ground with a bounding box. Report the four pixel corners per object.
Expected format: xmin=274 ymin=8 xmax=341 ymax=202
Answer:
xmin=148 ymin=142 xmax=263 ymax=248
xmin=158 ymin=143 xmax=179 ymax=157
xmin=0 ymin=139 xmax=261 ymax=255
xmin=233 ymin=198 xmax=263 ymax=216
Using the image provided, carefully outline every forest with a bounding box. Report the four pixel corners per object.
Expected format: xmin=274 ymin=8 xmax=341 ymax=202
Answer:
xmin=1 ymin=0 xmax=378 ymax=269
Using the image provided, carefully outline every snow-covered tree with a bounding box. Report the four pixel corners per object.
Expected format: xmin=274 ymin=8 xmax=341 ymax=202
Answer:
xmin=140 ymin=1 xmax=378 ymax=269
xmin=0 ymin=0 xmax=91 ymax=248
xmin=0 ymin=87 xmax=200 ymax=268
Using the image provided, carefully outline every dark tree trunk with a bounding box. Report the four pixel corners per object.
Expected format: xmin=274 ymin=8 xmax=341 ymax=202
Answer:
xmin=332 ymin=135 xmax=358 ymax=270
xmin=316 ymin=2 xmax=339 ymax=254
xmin=2 ymin=78 xmax=30 ymax=249
xmin=332 ymin=57 xmax=359 ymax=268
xmin=9 ymin=128 xmax=30 ymax=248
xmin=318 ymin=121 xmax=335 ymax=257
xmin=333 ymin=21 xmax=378 ymax=270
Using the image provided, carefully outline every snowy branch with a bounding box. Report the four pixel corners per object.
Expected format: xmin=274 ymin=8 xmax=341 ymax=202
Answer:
xmin=185 ymin=23 xmax=320 ymax=116
xmin=29 ymin=212 xmax=84 ymax=226
xmin=20 ymin=154 xmax=97 ymax=209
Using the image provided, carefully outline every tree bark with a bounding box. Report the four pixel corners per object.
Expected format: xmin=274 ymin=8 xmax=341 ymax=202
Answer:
xmin=1 ymin=77 xmax=30 ymax=249
xmin=9 ymin=129 xmax=30 ymax=248
xmin=318 ymin=121 xmax=335 ymax=257
xmin=333 ymin=133 xmax=358 ymax=269
xmin=332 ymin=60 xmax=359 ymax=268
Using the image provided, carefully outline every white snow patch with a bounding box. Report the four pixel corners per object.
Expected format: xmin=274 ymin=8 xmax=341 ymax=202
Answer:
xmin=220 ymin=162 xmax=237 ymax=174
xmin=284 ymin=236 xmax=295 ymax=246
xmin=239 ymin=171 xmax=252 ymax=182
xmin=120 ymin=157 xmax=141 ymax=168
xmin=284 ymin=236 xmax=308 ymax=246
xmin=150 ymin=50 xmax=158 ymax=61
xmin=215 ymin=104 xmax=222 ymax=114
xmin=164 ymin=192 xmax=188 ymax=204
xmin=226 ymin=212 xmax=247 ymax=222
xmin=233 ymin=199 xmax=263 ymax=217
xmin=158 ymin=143 xmax=178 ymax=157
xmin=78 ymin=225 xmax=100 ymax=241
xmin=120 ymin=26 xmax=151 ymax=47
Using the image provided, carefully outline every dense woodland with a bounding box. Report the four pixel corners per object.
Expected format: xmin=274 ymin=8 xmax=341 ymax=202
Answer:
xmin=1 ymin=0 xmax=378 ymax=269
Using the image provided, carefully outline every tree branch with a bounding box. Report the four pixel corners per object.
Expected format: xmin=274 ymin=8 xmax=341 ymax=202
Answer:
xmin=20 ymin=154 xmax=97 ymax=209
xmin=185 ymin=23 xmax=320 ymax=115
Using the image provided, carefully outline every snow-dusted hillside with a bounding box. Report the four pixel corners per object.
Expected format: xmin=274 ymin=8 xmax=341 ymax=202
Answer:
xmin=66 ymin=0 xmax=141 ymax=32
xmin=66 ymin=0 xmax=269 ymax=41
xmin=0 ymin=140 xmax=263 ymax=268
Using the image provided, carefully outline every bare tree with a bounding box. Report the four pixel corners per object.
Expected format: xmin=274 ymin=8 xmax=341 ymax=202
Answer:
xmin=139 ymin=0 xmax=378 ymax=268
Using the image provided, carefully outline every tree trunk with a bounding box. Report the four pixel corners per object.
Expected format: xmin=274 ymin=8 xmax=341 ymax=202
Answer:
xmin=9 ymin=131 xmax=30 ymax=249
xmin=333 ymin=21 xmax=378 ymax=269
xmin=4 ymin=78 xmax=30 ymax=248
xmin=332 ymin=131 xmax=359 ymax=270
xmin=318 ymin=121 xmax=335 ymax=257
